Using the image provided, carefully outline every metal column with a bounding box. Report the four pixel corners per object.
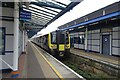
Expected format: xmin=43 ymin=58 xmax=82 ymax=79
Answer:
xmin=0 ymin=1 xmax=2 ymax=79
xmin=13 ymin=1 xmax=19 ymax=71
xmin=22 ymin=30 xmax=25 ymax=53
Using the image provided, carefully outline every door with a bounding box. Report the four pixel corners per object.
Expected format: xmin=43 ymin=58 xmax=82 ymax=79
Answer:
xmin=102 ymin=34 xmax=110 ymax=55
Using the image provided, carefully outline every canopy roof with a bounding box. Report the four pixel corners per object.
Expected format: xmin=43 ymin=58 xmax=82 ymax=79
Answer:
xmin=23 ymin=0 xmax=83 ymax=38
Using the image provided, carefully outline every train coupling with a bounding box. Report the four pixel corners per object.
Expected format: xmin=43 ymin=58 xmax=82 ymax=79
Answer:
xmin=59 ymin=52 xmax=64 ymax=57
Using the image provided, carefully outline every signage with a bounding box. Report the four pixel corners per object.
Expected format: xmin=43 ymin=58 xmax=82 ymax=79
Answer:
xmin=19 ymin=9 xmax=31 ymax=21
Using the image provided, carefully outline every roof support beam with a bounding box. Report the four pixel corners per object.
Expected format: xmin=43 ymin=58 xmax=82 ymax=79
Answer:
xmin=32 ymin=16 xmax=50 ymax=22
xmin=51 ymin=0 xmax=67 ymax=7
xmin=29 ymin=6 xmax=57 ymax=16
xmin=42 ymin=6 xmax=59 ymax=13
xmin=44 ymin=1 xmax=82 ymax=27
xmin=23 ymin=7 xmax=54 ymax=18
xmin=32 ymin=13 xmax=51 ymax=20
xmin=25 ymin=20 xmax=44 ymax=27
xmin=32 ymin=16 xmax=50 ymax=23
xmin=32 ymin=12 xmax=52 ymax=20
xmin=31 ymin=2 xmax=65 ymax=10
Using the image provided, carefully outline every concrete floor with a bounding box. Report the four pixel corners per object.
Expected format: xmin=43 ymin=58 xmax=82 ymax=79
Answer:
xmin=1 ymin=42 xmax=84 ymax=80
xmin=23 ymin=42 xmax=59 ymax=79
xmin=29 ymin=42 xmax=84 ymax=80
xmin=35 ymin=45 xmax=84 ymax=79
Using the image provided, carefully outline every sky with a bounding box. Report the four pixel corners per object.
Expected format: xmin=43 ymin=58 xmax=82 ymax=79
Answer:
xmin=36 ymin=0 xmax=119 ymax=36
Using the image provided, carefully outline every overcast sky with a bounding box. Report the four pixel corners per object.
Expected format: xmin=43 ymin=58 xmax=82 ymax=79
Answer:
xmin=37 ymin=0 xmax=119 ymax=36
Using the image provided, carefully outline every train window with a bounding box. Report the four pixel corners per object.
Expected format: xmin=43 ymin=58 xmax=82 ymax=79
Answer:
xmin=44 ymin=36 xmax=47 ymax=45
xmin=70 ymin=35 xmax=74 ymax=46
xmin=66 ymin=33 xmax=69 ymax=44
xmin=51 ymin=32 xmax=56 ymax=44
xmin=0 ymin=28 xmax=5 ymax=55
xmin=59 ymin=34 xmax=65 ymax=44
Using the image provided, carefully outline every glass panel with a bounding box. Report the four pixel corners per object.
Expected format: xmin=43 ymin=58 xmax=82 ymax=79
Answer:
xmin=51 ymin=32 xmax=56 ymax=44
xmin=59 ymin=34 xmax=65 ymax=44
xmin=66 ymin=33 xmax=69 ymax=44
xmin=74 ymin=37 xmax=78 ymax=44
xmin=36 ymin=0 xmax=71 ymax=6
xmin=79 ymin=35 xmax=84 ymax=44
xmin=55 ymin=0 xmax=71 ymax=5
xmin=0 ymin=28 xmax=5 ymax=55
xmin=30 ymin=4 xmax=58 ymax=15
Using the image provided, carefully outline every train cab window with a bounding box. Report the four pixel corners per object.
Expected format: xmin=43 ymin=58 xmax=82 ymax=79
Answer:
xmin=59 ymin=34 xmax=65 ymax=44
xmin=51 ymin=32 xmax=56 ymax=44
xmin=0 ymin=28 xmax=5 ymax=55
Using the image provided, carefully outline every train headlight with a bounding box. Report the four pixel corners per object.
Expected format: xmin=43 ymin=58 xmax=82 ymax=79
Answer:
xmin=51 ymin=45 xmax=57 ymax=49
xmin=66 ymin=45 xmax=69 ymax=48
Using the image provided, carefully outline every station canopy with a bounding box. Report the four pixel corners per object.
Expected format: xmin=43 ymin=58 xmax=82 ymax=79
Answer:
xmin=22 ymin=0 xmax=83 ymax=38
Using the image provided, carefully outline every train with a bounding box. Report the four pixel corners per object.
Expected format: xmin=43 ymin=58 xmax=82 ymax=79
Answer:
xmin=32 ymin=30 xmax=70 ymax=58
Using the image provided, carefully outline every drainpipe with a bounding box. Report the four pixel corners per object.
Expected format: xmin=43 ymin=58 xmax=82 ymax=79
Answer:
xmin=13 ymin=1 xmax=19 ymax=71
xmin=24 ymin=31 xmax=28 ymax=51
xmin=85 ymin=27 xmax=88 ymax=52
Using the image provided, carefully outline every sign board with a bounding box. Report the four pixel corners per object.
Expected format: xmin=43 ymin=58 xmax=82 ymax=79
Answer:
xmin=19 ymin=9 xmax=31 ymax=21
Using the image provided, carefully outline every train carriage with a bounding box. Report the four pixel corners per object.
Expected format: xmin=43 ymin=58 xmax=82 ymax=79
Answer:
xmin=32 ymin=30 xmax=70 ymax=58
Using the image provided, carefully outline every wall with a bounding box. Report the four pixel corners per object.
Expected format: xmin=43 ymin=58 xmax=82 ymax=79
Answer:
xmin=112 ymin=27 xmax=120 ymax=56
xmin=0 ymin=7 xmax=14 ymax=69
xmin=88 ymin=29 xmax=100 ymax=53
xmin=70 ymin=26 xmax=120 ymax=56
xmin=0 ymin=7 xmax=24 ymax=69
xmin=19 ymin=30 xmax=23 ymax=57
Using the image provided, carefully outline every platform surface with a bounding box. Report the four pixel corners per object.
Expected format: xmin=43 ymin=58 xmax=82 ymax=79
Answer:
xmin=70 ymin=48 xmax=119 ymax=68
xmin=1 ymin=42 xmax=85 ymax=80
xmin=23 ymin=42 xmax=59 ymax=78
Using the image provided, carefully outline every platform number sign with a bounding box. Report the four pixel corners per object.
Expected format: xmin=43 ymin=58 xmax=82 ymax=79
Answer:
xmin=19 ymin=9 xmax=31 ymax=21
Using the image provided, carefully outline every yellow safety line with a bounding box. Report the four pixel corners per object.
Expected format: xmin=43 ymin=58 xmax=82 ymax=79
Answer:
xmin=30 ymin=42 xmax=64 ymax=80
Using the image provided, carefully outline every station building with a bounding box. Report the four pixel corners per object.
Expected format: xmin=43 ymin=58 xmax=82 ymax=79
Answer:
xmin=59 ymin=1 xmax=120 ymax=56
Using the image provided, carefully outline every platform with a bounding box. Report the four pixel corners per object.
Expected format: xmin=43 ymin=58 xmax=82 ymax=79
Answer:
xmin=70 ymin=48 xmax=120 ymax=78
xmin=70 ymin=48 xmax=119 ymax=67
xmin=2 ymin=42 xmax=85 ymax=80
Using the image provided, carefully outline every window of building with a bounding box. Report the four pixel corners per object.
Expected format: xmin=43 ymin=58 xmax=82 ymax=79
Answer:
xmin=79 ymin=35 xmax=85 ymax=44
xmin=0 ymin=28 xmax=5 ymax=55
xmin=74 ymin=37 xmax=79 ymax=44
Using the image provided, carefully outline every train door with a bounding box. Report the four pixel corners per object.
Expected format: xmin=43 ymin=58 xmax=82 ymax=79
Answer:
xmin=56 ymin=31 xmax=65 ymax=50
xmin=102 ymin=34 xmax=110 ymax=55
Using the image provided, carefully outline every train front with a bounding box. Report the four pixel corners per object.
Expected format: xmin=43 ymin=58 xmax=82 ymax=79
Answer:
xmin=56 ymin=31 xmax=70 ymax=57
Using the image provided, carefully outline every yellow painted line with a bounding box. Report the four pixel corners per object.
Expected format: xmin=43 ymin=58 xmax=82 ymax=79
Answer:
xmin=30 ymin=42 xmax=64 ymax=80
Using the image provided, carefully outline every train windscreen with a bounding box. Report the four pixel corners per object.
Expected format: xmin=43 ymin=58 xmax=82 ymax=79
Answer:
xmin=51 ymin=32 xmax=57 ymax=44
xmin=59 ymin=34 xmax=65 ymax=44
